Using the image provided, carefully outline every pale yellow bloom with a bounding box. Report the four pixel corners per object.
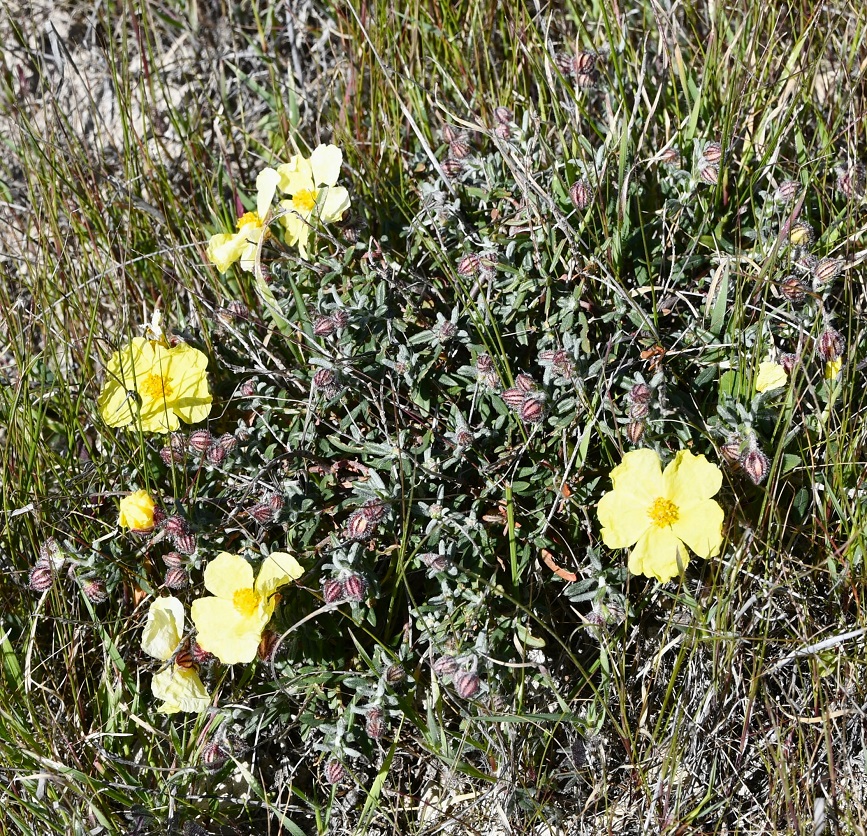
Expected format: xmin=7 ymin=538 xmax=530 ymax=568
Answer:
xmin=597 ymin=449 xmax=724 ymax=583
xmin=207 ymin=168 xmax=281 ymax=273
xmin=141 ymin=596 xmax=210 ymax=714
xmin=191 ymin=551 xmax=304 ymax=664
xmin=118 ymin=490 xmax=156 ymax=533
xmin=755 ymin=361 xmax=787 ymax=393
xmin=98 ymin=337 xmax=212 ymax=433
xmin=825 ymin=358 xmax=843 ymax=379
xmin=276 ymin=144 xmax=351 ymax=258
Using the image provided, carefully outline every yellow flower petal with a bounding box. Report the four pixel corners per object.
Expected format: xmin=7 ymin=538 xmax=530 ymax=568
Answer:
xmin=256 ymin=167 xmax=281 ymax=221
xmin=98 ymin=338 xmax=153 ymax=427
xmin=203 ymin=552 xmax=255 ymax=600
xmin=319 ymin=185 xmax=351 ymax=224
xmin=670 ymin=498 xmax=724 ymax=559
xmin=255 ymin=551 xmax=304 ymax=598
xmin=277 ymin=154 xmax=314 ymax=195
xmin=152 ymin=664 xmax=211 ymax=714
xmin=628 ymin=527 xmax=687 ymax=582
xmin=663 ymin=450 xmax=722 ymax=511
xmin=825 ymin=358 xmax=843 ymax=379
xmin=310 ymin=144 xmax=343 ymax=187
xmin=164 ymin=343 xmax=212 ymax=425
xmin=755 ymin=361 xmax=787 ymax=393
xmin=141 ymin=596 xmax=184 ymax=661
xmin=610 ymin=448 xmax=664 ymax=495
xmin=191 ymin=596 xmax=264 ymax=664
xmin=207 ymin=231 xmax=248 ymax=274
xmin=597 ymin=489 xmax=653 ymax=549
xmin=119 ymin=490 xmax=156 ymax=532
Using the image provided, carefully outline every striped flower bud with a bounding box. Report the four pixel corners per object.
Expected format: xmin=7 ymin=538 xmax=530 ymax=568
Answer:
xmin=164 ymin=566 xmax=189 ymax=590
xmin=501 ymin=388 xmax=526 ymax=410
xmin=433 ymin=655 xmax=458 ymax=677
xmin=449 ymin=136 xmax=472 ymax=160
xmin=324 ymin=759 xmax=345 ymax=785
xmin=82 ymin=579 xmax=108 ymax=603
xmin=774 ymin=180 xmax=799 ymax=203
xmin=162 ymin=515 xmax=189 ymax=537
xmin=788 ymin=221 xmax=815 ymax=247
xmin=365 ymin=707 xmax=385 ymax=740
xmin=384 ymin=664 xmax=406 ymax=684
xmin=816 ymin=327 xmax=844 ymax=362
xmin=173 ymin=532 xmax=197 ymax=555
xmin=569 ymin=179 xmax=593 ymax=210
xmin=779 ymin=275 xmax=807 ymax=305
xmin=323 ymin=578 xmax=346 ymax=604
xmin=187 ymin=430 xmax=214 ymax=455
xmin=205 ymin=443 xmax=226 ymax=464
xmin=248 ymin=502 xmax=274 ymax=525
xmin=659 ymin=147 xmax=681 ymax=167
xmin=442 ymin=123 xmax=459 ymax=144
xmin=441 ymin=157 xmax=464 ymax=178
xmin=702 ymin=142 xmax=723 ymax=164
xmin=312 ymin=368 xmax=339 ymax=395
xmin=29 ymin=562 xmax=54 ymax=592
xmin=162 ymin=551 xmax=184 ymax=568
xmin=201 ymin=740 xmax=228 ymax=773
xmin=313 ymin=315 xmax=337 ymax=336
xmin=331 ymin=309 xmax=350 ymax=330
xmin=457 ymin=253 xmax=481 ymax=277
xmin=343 ymin=573 xmax=369 ymax=603
xmin=698 ymin=163 xmax=719 ymax=185
xmin=419 ymin=552 xmax=450 ymax=571
xmin=494 ymin=106 xmax=513 ymax=124
xmin=519 ymin=393 xmax=546 ymax=424
xmin=217 ymin=432 xmax=238 ymax=453
xmin=453 ymin=669 xmax=481 ymax=699
xmin=741 ymin=447 xmax=770 ymax=485
xmin=626 ymin=421 xmax=645 ymax=445
xmin=344 ymin=511 xmax=376 ymax=541
xmin=269 ymin=494 xmax=285 ymax=514
xmin=813 ymin=258 xmax=843 ymax=285
xmin=779 ymin=353 xmax=800 ymax=374
xmin=361 ymin=499 xmax=387 ymax=522
xmin=515 ymin=373 xmax=536 ymax=392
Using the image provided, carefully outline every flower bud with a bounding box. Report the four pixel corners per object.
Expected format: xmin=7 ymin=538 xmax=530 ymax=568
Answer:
xmin=628 ymin=400 xmax=649 ymax=420
xmin=836 ymin=163 xmax=866 ymax=199
xmin=217 ymin=432 xmax=238 ymax=453
xmin=457 ymin=253 xmax=481 ymax=277
xmin=774 ymin=180 xmax=799 ymax=203
xmin=365 ymin=707 xmax=385 ymax=740
xmin=453 ymin=669 xmax=481 ymax=699
xmin=173 ymin=532 xmax=197 ymax=555
xmin=817 ymin=327 xmax=844 ymax=362
xmin=205 ymin=443 xmax=226 ymax=465
xmin=160 ymin=445 xmax=183 ymax=466
xmin=313 ymin=315 xmax=336 ymax=336
xmin=441 ymin=157 xmax=464 ymax=178
xmin=29 ymin=563 xmax=54 ymax=592
xmin=345 ymin=511 xmax=376 ymax=541
xmin=788 ymin=221 xmax=815 ymax=247
xmin=515 ymin=373 xmax=536 ymax=392
xmin=331 ymin=309 xmax=350 ymax=330
xmin=494 ymin=121 xmax=511 ymax=139
xmin=268 ymin=494 xmax=285 ymax=515
xmin=779 ymin=353 xmax=799 ymax=374
xmin=433 ymin=655 xmax=458 ymax=677
xmin=239 ymin=379 xmax=256 ymax=397
xmin=323 ymin=578 xmax=346 ymax=604
xmin=419 ymin=552 xmax=450 ymax=571
xmin=119 ymin=490 xmax=157 ymax=534
xmin=258 ymin=629 xmax=279 ymax=662
xmin=519 ymin=394 xmax=546 ymax=424
xmin=702 ymin=142 xmax=723 ymax=164
xmin=476 ymin=353 xmax=494 ymax=372
xmin=569 ymin=179 xmax=593 ymax=210
xmin=164 ymin=566 xmax=189 ymax=590
xmin=813 ymin=258 xmax=843 ymax=285
xmin=626 ymin=420 xmax=645 ymax=445
xmin=162 ymin=515 xmax=189 ymax=537
xmin=659 ymin=147 xmax=681 ymax=167
xmin=494 ymin=106 xmax=513 ymax=124
xmin=82 ymin=579 xmax=108 ymax=603
xmin=384 ymin=664 xmax=406 ymax=684
xmin=454 ymin=426 xmax=475 ymax=447
xmin=720 ymin=438 xmax=742 ymax=468
xmin=501 ymin=388 xmax=526 ymax=410
xmin=312 ymin=368 xmax=338 ymax=395
xmin=449 ymin=137 xmax=471 ymax=160
xmin=741 ymin=447 xmax=770 ymax=485
xmin=248 ymin=502 xmax=274 ymax=525
xmin=162 ymin=551 xmax=184 ymax=568
xmin=324 ymin=759 xmax=345 ymax=785
xmin=698 ymin=163 xmax=719 ymax=185
xmin=361 ymin=499 xmax=387 ymax=522
xmin=779 ymin=275 xmax=807 ymax=304
xmin=343 ymin=573 xmax=369 ymax=603
xmin=201 ymin=740 xmax=228 ymax=773
xmin=442 ymin=123 xmax=459 ymax=144
xmin=187 ymin=429 xmax=214 ymax=455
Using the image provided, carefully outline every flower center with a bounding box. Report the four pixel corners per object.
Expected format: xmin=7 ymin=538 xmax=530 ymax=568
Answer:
xmin=232 ymin=588 xmax=261 ymax=618
xmin=648 ymin=497 xmax=679 ymax=528
xmin=236 ymin=211 xmax=261 ymax=229
xmin=140 ymin=372 xmax=173 ymax=402
xmin=292 ymin=188 xmax=318 ymax=213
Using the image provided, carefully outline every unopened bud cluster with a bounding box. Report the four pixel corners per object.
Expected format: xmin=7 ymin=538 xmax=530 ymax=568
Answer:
xmin=501 ymin=374 xmax=546 ymax=424
xmin=160 ymin=430 xmax=237 ymax=467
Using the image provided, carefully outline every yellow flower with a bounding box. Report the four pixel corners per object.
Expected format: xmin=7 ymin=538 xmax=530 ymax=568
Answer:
xmin=596 ymin=449 xmax=724 ymax=583
xmin=118 ymin=490 xmax=156 ymax=533
xmin=755 ymin=361 xmax=788 ymax=393
xmin=207 ymin=168 xmax=281 ymax=273
xmin=191 ymin=551 xmax=304 ymax=664
xmin=98 ymin=337 xmax=212 ymax=433
xmin=825 ymin=358 xmax=843 ymax=379
xmin=276 ymin=144 xmax=351 ymax=258
xmin=141 ymin=596 xmax=210 ymax=714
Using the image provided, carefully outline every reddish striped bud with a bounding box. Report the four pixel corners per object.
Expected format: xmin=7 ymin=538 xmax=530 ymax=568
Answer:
xmin=343 ymin=573 xmax=369 ymax=602
xmin=365 ymin=707 xmax=385 ymax=740
xmin=344 ymin=511 xmax=376 ymax=541
xmin=173 ymin=532 xmax=197 ymax=555
xmin=313 ymin=315 xmax=336 ymax=336
xmin=457 ymin=253 xmax=481 ymax=277
xmin=501 ymin=388 xmax=526 ymax=410
xmin=519 ymin=394 xmax=546 ymax=424
xmin=187 ymin=430 xmax=214 ymax=454
xmin=433 ymin=655 xmax=458 ymax=677
xmin=164 ymin=566 xmax=189 ymax=590
xmin=323 ymin=578 xmax=346 ymax=604
xmin=453 ymin=669 xmax=481 ymax=699
xmin=29 ymin=563 xmax=54 ymax=592
xmin=324 ymin=759 xmax=345 ymax=785
xmin=82 ymin=579 xmax=108 ymax=603
xmin=360 ymin=499 xmax=386 ymax=522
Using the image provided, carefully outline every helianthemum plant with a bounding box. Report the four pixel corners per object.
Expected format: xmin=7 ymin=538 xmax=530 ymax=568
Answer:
xmin=191 ymin=551 xmax=304 ymax=665
xmin=98 ymin=337 xmax=212 ymax=433
xmin=596 ymin=449 xmax=725 ymax=583
xmin=141 ymin=596 xmax=210 ymax=714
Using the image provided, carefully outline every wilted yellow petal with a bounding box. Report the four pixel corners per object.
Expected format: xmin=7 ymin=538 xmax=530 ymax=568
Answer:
xmin=152 ymin=664 xmax=210 ymax=714
xmin=141 ymin=596 xmax=184 ymax=661
xmin=755 ymin=361 xmax=787 ymax=393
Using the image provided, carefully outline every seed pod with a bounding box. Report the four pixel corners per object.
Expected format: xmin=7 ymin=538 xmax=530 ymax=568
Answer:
xmin=626 ymin=420 xmax=645 ymax=445
xmin=501 ymin=387 xmax=526 ymax=410
xmin=82 ymin=579 xmax=108 ymax=603
xmin=187 ymin=430 xmax=214 ymax=455
xmin=817 ymin=327 xmax=844 ymax=362
xmin=248 ymin=502 xmax=274 ymax=525
xmin=774 ymin=180 xmax=799 ymax=203
xmin=331 ymin=309 xmax=350 ymax=330
xmin=741 ymin=447 xmax=770 ymax=485
xmin=344 ymin=511 xmax=375 ymax=541
xmin=173 ymin=532 xmax=197 ymax=555
xmin=324 ymin=759 xmax=345 ymax=785
xmin=432 ymin=655 xmax=458 ymax=677
xmin=702 ymin=142 xmax=723 ymax=164
xmin=313 ymin=315 xmax=336 ymax=336
xmin=217 ymin=432 xmax=237 ymax=453
xmin=659 ymin=147 xmax=681 ymax=166
xmin=322 ymin=578 xmax=346 ymax=605
xmin=515 ymin=373 xmax=536 ymax=392
xmin=569 ymin=179 xmax=593 ymax=210
xmin=258 ymin=629 xmax=279 ymax=662
xmin=519 ymin=394 xmax=546 ymax=424
xmin=788 ymin=221 xmax=815 ymax=247
xmin=29 ymin=563 xmax=54 ymax=592
xmin=442 ymin=123 xmax=459 ymax=144
xmin=365 ymin=707 xmax=385 ymax=740
xmin=779 ymin=275 xmax=807 ymax=304
xmin=343 ymin=573 xmax=369 ymax=602
xmin=164 ymin=566 xmax=189 ymax=590
xmin=201 ymin=740 xmax=228 ymax=773
xmin=494 ymin=106 xmax=513 ymax=124
xmin=361 ymin=499 xmax=387 ymax=522
xmin=384 ymin=664 xmax=406 ymax=684
xmin=453 ymin=669 xmax=481 ymax=699
xmin=698 ymin=163 xmax=719 ymax=185
xmin=419 ymin=552 xmax=450 ymax=571
xmin=441 ymin=157 xmax=464 ymax=178
xmin=813 ymin=258 xmax=843 ymax=285
xmin=457 ymin=253 xmax=481 ymax=277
